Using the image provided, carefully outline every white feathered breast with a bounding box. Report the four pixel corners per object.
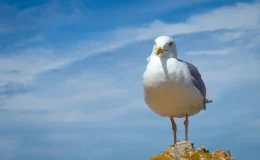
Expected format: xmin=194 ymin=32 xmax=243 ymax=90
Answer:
xmin=142 ymin=56 xmax=204 ymax=118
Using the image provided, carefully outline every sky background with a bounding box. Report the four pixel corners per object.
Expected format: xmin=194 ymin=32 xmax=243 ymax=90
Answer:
xmin=0 ymin=0 xmax=260 ymax=159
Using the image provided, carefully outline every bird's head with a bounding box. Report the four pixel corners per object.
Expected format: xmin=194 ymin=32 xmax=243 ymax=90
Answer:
xmin=153 ymin=36 xmax=177 ymax=58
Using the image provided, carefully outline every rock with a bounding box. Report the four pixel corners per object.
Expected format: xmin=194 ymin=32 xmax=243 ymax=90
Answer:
xmin=196 ymin=146 xmax=209 ymax=153
xmin=150 ymin=154 xmax=173 ymax=160
xmin=212 ymin=149 xmax=234 ymax=160
xmin=149 ymin=141 xmax=234 ymax=160
xmin=168 ymin=141 xmax=194 ymax=160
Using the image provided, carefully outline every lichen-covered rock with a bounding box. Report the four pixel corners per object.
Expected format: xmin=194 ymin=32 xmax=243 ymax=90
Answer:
xmin=149 ymin=141 xmax=234 ymax=160
xmin=150 ymin=154 xmax=174 ymax=160
xmin=179 ymin=149 xmax=213 ymax=160
xmin=211 ymin=149 xmax=234 ymax=160
xmin=169 ymin=141 xmax=194 ymax=160
xmin=196 ymin=146 xmax=209 ymax=153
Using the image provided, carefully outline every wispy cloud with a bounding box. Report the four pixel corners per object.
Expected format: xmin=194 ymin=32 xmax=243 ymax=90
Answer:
xmin=202 ymin=58 xmax=260 ymax=99
xmin=129 ymin=2 xmax=260 ymax=41
xmin=14 ymin=34 xmax=44 ymax=47
xmin=212 ymin=31 xmax=245 ymax=42
xmin=186 ymin=47 xmax=236 ymax=56
xmin=1 ymin=1 xmax=260 ymax=160
xmin=0 ymin=49 xmax=60 ymax=86
xmin=0 ymin=1 xmax=86 ymax=32
xmin=1 ymin=2 xmax=259 ymax=89
xmin=182 ymin=28 xmax=260 ymax=99
xmin=1 ymin=72 xmax=127 ymax=110
xmin=1 ymin=2 xmax=259 ymax=123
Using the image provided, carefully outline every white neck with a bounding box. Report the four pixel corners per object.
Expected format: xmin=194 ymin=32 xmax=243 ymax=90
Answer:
xmin=160 ymin=51 xmax=178 ymax=59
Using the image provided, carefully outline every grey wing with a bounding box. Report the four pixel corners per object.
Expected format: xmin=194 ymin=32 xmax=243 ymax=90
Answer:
xmin=179 ymin=59 xmax=207 ymax=109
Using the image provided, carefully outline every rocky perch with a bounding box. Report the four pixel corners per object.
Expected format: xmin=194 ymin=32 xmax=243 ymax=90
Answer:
xmin=149 ymin=141 xmax=234 ymax=160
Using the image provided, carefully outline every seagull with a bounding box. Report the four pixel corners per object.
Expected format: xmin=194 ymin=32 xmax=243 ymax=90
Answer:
xmin=142 ymin=36 xmax=212 ymax=144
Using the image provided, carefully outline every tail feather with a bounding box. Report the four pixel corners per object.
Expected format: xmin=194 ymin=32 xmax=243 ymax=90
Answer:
xmin=202 ymin=99 xmax=213 ymax=110
xmin=205 ymin=99 xmax=213 ymax=104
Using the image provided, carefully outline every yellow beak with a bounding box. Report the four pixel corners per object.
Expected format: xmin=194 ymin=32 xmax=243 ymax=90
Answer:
xmin=155 ymin=46 xmax=164 ymax=55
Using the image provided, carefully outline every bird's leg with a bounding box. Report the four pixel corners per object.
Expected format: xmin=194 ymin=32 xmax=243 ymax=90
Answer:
xmin=170 ymin=117 xmax=177 ymax=144
xmin=184 ymin=114 xmax=189 ymax=141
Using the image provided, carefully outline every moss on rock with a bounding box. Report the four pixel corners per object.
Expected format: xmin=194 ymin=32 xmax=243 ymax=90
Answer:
xmin=180 ymin=149 xmax=213 ymax=160
xmin=164 ymin=147 xmax=174 ymax=155
xmin=149 ymin=141 xmax=234 ymax=160
xmin=150 ymin=153 xmax=174 ymax=160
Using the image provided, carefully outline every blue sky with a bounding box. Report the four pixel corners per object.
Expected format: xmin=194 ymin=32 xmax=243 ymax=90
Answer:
xmin=0 ymin=0 xmax=260 ymax=159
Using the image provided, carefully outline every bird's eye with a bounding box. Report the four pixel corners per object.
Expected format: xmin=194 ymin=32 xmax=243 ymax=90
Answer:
xmin=154 ymin=42 xmax=157 ymax=46
xmin=168 ymin=42 xmax=173 ymax=47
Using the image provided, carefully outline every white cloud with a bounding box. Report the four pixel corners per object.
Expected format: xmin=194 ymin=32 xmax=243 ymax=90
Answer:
xmin=203 ymin=59 xmax=260 ymax=99
xmin=186 ymin=40 xmax=260 ymax=99
xmin=0 ymin=48 xmax=67 ymax=87
xmin=0 ymin=45 xmax=96 ymax=88
xmin=132 ymin=2 xmax=260 ymax=41
xmin=1 ymin=2 xmax=260 ymax=125
xmin=1 ymin=2 xmax=259 ymax=88
xmin=1 ymin=72 xmax=127 ymax=110
xmin=212 ymin=31 xmax=245 ymax=42
xmin=186 ymin=47 xmax=236 ymax=56
xmin=0 ymin=70 xmax=133 ymax=123
xmin=0 ymin=1 xmax=85 ymax=32
xmin=188 ymin=3 xmax=260 ymax=30
xmin=1 ymin=2 xmax=260 ymax=160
